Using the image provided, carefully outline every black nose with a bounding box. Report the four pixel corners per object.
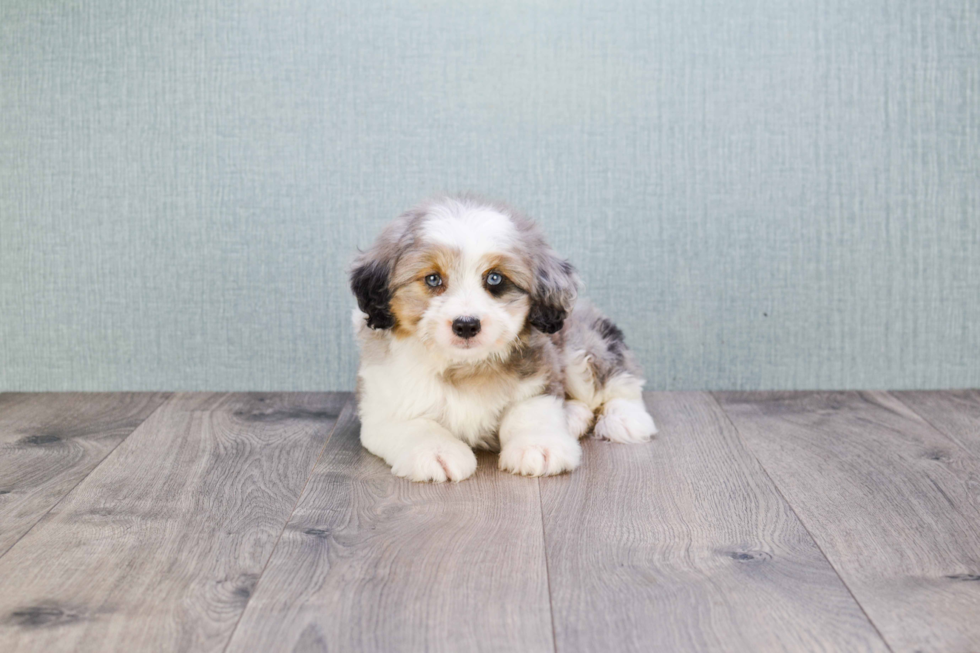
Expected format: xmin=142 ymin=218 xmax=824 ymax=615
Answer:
xmin=452 ymin=316 xmax=481 ymax=339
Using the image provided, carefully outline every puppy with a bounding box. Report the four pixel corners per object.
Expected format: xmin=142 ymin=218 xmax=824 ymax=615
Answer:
xmin=350 ymin=194 xmax=656 ymax=482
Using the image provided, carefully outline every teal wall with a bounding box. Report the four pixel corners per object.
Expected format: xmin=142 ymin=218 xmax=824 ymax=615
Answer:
xmin=1 ymin=0 xmax=978 ymax=391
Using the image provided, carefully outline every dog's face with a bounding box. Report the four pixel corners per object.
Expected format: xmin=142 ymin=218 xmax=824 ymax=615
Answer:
xmin=351 ymin=196 xmax=578 ymax=363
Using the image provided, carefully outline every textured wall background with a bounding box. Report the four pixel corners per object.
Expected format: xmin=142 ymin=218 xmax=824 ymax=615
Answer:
xmin=1 ymin=0 xmax=978 ymax=391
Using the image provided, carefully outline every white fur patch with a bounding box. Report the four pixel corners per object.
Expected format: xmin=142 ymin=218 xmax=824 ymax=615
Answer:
xmin=422 ymin=204 xmax=517 ymax=255
xmin=389 ymin=437 xmax=478 ymax=483
xmin=594 ymin=397 xmax=658 ymax=444
xmin=498 ymin=395 xmax=581 ymax=476
xmin=357 ymin=334 xmax=546 ymax=450
xmin=565 ymin=400 xmax=594 ymax=439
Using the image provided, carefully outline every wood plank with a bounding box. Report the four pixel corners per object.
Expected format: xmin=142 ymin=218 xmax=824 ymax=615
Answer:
xmin=0 ymin=392 xmax=170 ymax=557
xmin=225 ymin=401 xmax=555 ymax=653
xmin=539 ymin=392 xmax=888 ymax=653
xmin=0 ymin=392 xmax=345 ymax=653
xmin=716 ymin=391 xmax=980 ymax=653
xmin=892 ymin=390 xmax=980 ymax=458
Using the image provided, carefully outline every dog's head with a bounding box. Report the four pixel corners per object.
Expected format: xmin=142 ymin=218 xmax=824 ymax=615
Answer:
xmin=350 ymin=195 xmax=578 ymax=362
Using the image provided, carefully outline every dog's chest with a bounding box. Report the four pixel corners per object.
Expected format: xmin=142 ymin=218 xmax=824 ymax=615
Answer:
xmin=436 ymin=379 xmax=514 ymax=445
xmin=360 ymin=339 xmax=547 ymax=445
xmin=425 ymin=370 xmax=543 ymax=447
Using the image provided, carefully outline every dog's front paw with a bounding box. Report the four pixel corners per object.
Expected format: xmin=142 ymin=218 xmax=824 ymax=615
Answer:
xmin=499 ymin=434 xmax=581 ymax=477
xmin=390 ymin=440 xmax=478 ymax=483
xmin=594 ymin=398 xmax=657 ymax=444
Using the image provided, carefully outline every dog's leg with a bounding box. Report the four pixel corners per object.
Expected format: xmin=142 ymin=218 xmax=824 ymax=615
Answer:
xmin=498 ymin=395 xmax=582 ymax=477
xmin=593 ymin=373 xmax=657 ymax=444
xmin=361 ymin=417 xmax=477 ymax=482
xmin=565 ymin=399 xmax=594 ymax=439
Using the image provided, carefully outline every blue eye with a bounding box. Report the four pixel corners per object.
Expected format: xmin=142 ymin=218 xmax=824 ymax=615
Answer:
xmin=486 ymin=272 xmax=503 ymax=286
xmin=424 ymin=273 xmax=442 ymax=287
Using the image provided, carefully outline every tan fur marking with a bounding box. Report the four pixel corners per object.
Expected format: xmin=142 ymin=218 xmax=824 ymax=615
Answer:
xmin=391 ymin=244 xmax=460 ymax=287
xmin=477 ymin=252 xmax=533 ymax=290
xmin=389 ymin=244 xmax=462 ymax=338
xmin=390 ymin=282 xmax=430 ymax=338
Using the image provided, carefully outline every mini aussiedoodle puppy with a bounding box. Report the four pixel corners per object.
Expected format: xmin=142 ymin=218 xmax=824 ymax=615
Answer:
xmin=350 ymin=194 xmax=656 ymax=482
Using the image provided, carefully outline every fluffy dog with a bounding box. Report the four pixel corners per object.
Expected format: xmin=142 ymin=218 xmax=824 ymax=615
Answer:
xmin=350 ymin=194 xmax=656 ymax=482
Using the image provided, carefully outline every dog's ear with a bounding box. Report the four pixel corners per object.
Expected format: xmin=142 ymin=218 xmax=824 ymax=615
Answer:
xmin=528 ymin=251 xmax=579 ymax=334
xmin=350 ymin=251 xmax=396 ymax=330
xmin=351 ymin=216 xmax=415 ymax=330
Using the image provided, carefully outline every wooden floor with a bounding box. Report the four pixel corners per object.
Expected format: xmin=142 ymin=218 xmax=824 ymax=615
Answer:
xmin=1 ymin=392 xmax=979 ymax=652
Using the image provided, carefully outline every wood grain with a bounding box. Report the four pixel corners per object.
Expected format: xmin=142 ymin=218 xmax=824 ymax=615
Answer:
xmin=0 ymin=392 xmax=344 ymax=653
xmin=539 ymin=392 xmax=888 ymax=653
xmin=892 ymin=390 xmax=980 ymax=458
xmin=716 ymin=391 xmax=980 ymax=653
xmin=224 ymin=400 xmax=555 ymax=653
xmin=0 ymin=392 xmax=170 ymax=557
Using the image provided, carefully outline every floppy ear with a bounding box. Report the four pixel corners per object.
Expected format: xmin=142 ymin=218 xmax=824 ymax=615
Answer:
xmin=350 ymin=253 xmax=395 ymax=330
xmin=350 ymin=208 xmax=424 ymax=330
xmin=528 ymin=252 xmax=579 ymax=334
